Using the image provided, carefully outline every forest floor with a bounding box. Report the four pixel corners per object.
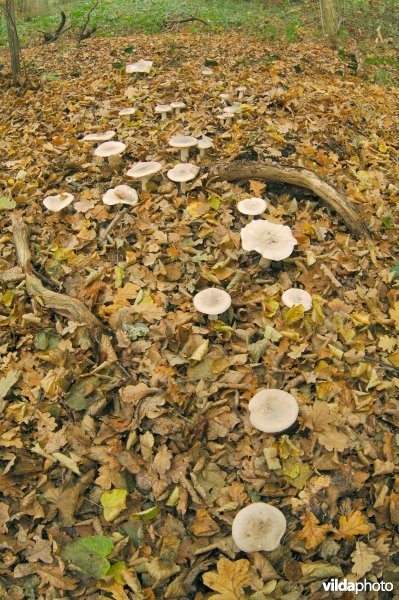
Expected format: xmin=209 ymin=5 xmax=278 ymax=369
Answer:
xmin=1 ymin=33 xmax=399 ymax=599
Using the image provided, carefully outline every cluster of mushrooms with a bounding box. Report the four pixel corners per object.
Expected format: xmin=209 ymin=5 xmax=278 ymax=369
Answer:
xmin=42 ymin=58 xmax=314 ymax=556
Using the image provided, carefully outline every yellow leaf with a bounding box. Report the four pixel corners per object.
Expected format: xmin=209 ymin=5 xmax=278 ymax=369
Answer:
xmin=186 ymin=201 xmax=209 ymax=218
xmin=203 ymin=557 xmax=250 ymax=600
xmin=284 ymin=304 xmax=304 ymax=325
xmin=190 ymin=339 xmax=209 ymax=361
xmin=388 ymin=350 xmax=399 ymax=368
xmin=351 ymin=542 xmax=380 ymax=578
xmin=336 ymin=511 xmax=372 ymax=541
xmin=297 ymin=512 xmax=331 ymax=550
xmin=101 ymin=489 xmax=128 ymax=522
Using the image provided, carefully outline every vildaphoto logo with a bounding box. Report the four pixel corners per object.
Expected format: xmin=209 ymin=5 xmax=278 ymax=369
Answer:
xmin=322 ymin=578 xmax=393 ymax=594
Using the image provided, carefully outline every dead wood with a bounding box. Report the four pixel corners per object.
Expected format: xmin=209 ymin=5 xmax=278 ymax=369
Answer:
xmin=164 ymin=16 xmax=209 ymax=27
xmin=40 ymin=11 xmax=69 ymax=43
xmin=212 ymin=160 xmax=370 ymax=239
xmin=11 ymin=214 xmax=102 ymax=328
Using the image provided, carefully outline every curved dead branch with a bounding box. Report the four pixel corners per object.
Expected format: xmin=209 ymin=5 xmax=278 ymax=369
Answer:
xmin=212 ymin=160 xmax=370 ymax=239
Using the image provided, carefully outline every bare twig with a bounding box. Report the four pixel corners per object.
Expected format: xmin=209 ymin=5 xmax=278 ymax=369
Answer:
xmin=78 ymin=0 xmax=99 ymax=42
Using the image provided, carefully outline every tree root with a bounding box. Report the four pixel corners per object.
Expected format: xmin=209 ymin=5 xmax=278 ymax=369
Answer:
xmin=212 ymin=160 xmax=370 ymax=239
xmin=11 ymin=214 xmax=102 ymax=328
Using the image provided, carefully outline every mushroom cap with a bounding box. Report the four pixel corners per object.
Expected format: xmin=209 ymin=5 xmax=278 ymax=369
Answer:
xmin=240 ymin=219 xmax=297 ymax=261
xmin=119 ymin=108 xmax=136 ymax=116
xmin=167 ymin=163 xmax=199 ymax=184
xmin=224 ymin=105 xmax=241 ymax=115
xmin=202 ymin=68 xmax=214 ymax=75
xmin=170 ymin=101 xmax=186 ymax=109
xmin=237 ymin=197 xmax=267 ymax=216
xmin=237 ymin=86 xmax=247 ymax=92
xmin=43 ymin=192 xmax=74 ymax=212
xmin=193 ymin=288 xmax=232 ymax=316
xmin=155 ymin=104 xmax=172 ymax=114
xmin=232 ymin=503 xmax=287 ymax=552
xmin=219 ymin=93 xmax=230 ymax=100
xmin=94 ymin=141 xmax=127 ymax=158
xmin=169 ymin=134 xmax=198 ymax=149
xmin=197 ymin=136 xmax=213 ymax=150
xmin=102 ymin=185 xmax=138 ymax=206
xmin=248 ymin=389 xmax=299 ymax=433
xmin=82 ymin=131 xmax=115 ymax=142
xmin=282 ymin=288 xmax=312 ymax=311
xmin=127 ymin=161 xmax=162 ymax=179
xmin=126 ymin=59 xmax=153 ymax=73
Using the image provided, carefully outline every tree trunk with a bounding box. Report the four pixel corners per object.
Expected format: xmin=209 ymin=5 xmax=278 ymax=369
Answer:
xmin=4 ymin=0 xmax=21 ymax=84
xmin=320 ymin=0 xmax=339 ymax=47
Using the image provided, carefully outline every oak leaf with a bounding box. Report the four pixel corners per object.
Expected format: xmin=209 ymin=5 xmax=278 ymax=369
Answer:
xmin=203 ymin=557 xmax=250 ymax=600
xmin=335 ymin=511 xmax=372 ymax=541
xmin=351 ymin=542 xmax=380 ymax=578
xmin=297 ymin=512 xmax=331 ymax=550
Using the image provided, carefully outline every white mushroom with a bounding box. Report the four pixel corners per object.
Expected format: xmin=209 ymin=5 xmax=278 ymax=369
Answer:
xmin=232 ymin=503 xmax=287 ymax=553
xmin=196 ymin=136 xmax=213 ymax=159
xmin=240 ymin=219 xmax=297 ymax=268
xmin=127 ymin=161 xmax=162 ymax=191
xmin=170 ymin=101 xmax=186 ymax=115
xmin=248 ymin=389 xmax=299 ymax=433
xmin=219 ymin=93 xmax=230 ymax=105
xmin=155 ymin=104 xmax=172 ymax=121
xmin=167 ymin=163 xmax=199 ymax=194
xmin=202 ymin=68 xmax=214 ymax=76
xmin=236 ymin=86 xmax=247 ymax=100
xmin=193 ymin=288 xmax=231 ymax=321
xmin=94 ymin=141 xmax=127 ymax=169
xmin=43 ymin=192 xmax=74 ymax=212
xmin=82 ymin=131 xmax=115 ymax=142
xmin=237 ymin=197 xmax=267 ymax=216
xmin=281 ymin=288 xmax=312 ymax=311
xmin=119 ymin=108 xmax=136 ymax=118
xmin=126 ymin=59 xmax=153 ymax=74
xmin=102 ymin=185 xmax=138 ymax=206
xmin=169 ymin=135 xmax=198 ymax=161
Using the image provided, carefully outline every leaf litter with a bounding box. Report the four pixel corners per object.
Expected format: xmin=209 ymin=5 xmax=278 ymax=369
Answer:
xmin=0 ymin=31 xmax=399 ymax=598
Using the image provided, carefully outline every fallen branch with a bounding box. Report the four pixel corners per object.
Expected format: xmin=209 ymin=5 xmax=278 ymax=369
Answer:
xmin=78 ymin=0 xmax=99 ymax=42
xmin=164 ymin=16 xmax=209 ymax=28
xmin=212 ymin=160 xmax=370 ymax=239
xmin=40 ymin=11 xmax=69 ymax=43
xmin=11 ymin=214 xmax=102 ymax=328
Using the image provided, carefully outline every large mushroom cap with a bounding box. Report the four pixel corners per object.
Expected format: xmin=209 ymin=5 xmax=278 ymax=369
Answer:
xmin=240 ymin=219 xmax=297 ymax=261
xmin=43 ymin=192 xmax=74 ymax=212
xmin=155 ymin=104 xmax=172 ymax=114
xmin=248 ymin=389 xmax=299 ymax=433
xmin=102 ymin=185 xmax=138 ymax=206
xmin=82 ymin=131 xmax=115 ymax=142
xmin=94 ymin=141 xmax=127 ymax=158
xmin=237 ymin=197 xmax=267 ymax=216
xmin=167 ymin=163 xmax=199 ymax=184
xmin=127 ymin=161 xmax=162 ymax=179
xmin=170 ymin=101 xmax=186 ymax=110
xmin=282 ymin=288 xmax=312 ymax=311
xmin=126 ymin=59 xmax=153 ymax=74
xmin=232 ymin=503 xmax=287 ymax=552
xmin=169 ymin=135 xmax=198 ymax=150
xmin=193 ymin=288 xmax=232 ymax=316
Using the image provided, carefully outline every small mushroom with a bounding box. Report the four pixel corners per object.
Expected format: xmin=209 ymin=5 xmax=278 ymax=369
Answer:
xmin=202 ymin=68 xmax=214 ymax=76
xmin=169 ymin=135 xmax=198 ymax=161
xmin=102 ymin=185 xmax=138 ymax=206
xmin=237 ymin=197 xmax=267 ymax=216
xmin=94 ymin=141 xmax=127 ymax=169
xmin=155 ymin=104 xmax=172 ymax=121
xmin=236 ymin=86 xmax=247 ymax=100
xmin=119 ymin=107 xmax=136 ymax=118
xmin=196 ymin=136 xmax=213 ymax=159
xmin=240 ymin=219 xmax=297 ymax=268
xmin=167 ymin=163 xmax=199 ymax=194
xmin=219 ymin=93 xmax=230 ymax=105
xmin=126 ymin=59 xmax=153 ymax=74
xmin=193 ymin=288 xmax=231 ymax=321
xmin=282 ymin=288 xmax=312 ymax=311
xmin=232 ymin=503 xmax=287 ymax=552
xmin=170 ymin=101 xmax=186 ymax=115
xmin=43 ymin=192 xmax=74 ymax=212
xmin=127 ymin=161 xmax=162 ymax=191
xmin=248 ymin=389 xmax=299 ymax=433
xmin=82 ymin=131 xmax=115 ymax=142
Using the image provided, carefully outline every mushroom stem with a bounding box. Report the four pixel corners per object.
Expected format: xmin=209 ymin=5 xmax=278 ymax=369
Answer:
xmin=180 ymin=148 xmax=189 ymax=161
xmin=208 ymin=314 xmax=217 ymax=321
xmin=161 ymin=113 xmax=167 ymax=121
xmin=180 ymin=182 xmax=186 ymax=194
xmin=199 ymin=149 xmax=205 ymax=159
xmin=141 ymin=177 xmax=149 ymax=191
xmin=259 ymin=257 xmax=272 ymax=268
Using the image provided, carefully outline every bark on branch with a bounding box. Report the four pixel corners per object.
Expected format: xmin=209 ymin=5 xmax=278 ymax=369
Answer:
xmin=212 ymin=160 xmax=370 ymax=239
xmin=11 ymin=214 xmax=102 ymax=328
